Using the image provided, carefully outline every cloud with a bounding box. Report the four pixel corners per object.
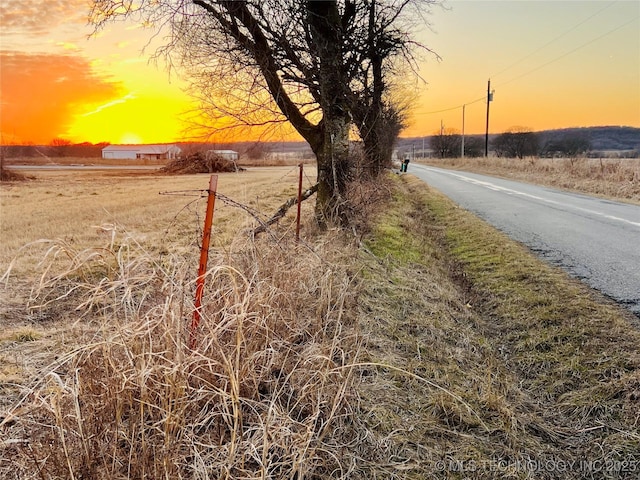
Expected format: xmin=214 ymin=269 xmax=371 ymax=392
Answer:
xmin=56 ymin=41 xmax=80 ymax=51
xmin=81 ymin=92 xmax=137 ymax=117
xmin=0 ymin=1 xmax=88 ymax=35
xmin=0 ymin=51 xmax=124 ymax=143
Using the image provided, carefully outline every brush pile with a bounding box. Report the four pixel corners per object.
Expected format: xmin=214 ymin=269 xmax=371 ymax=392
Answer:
xmin=0 ymin=165 xmax=27 ymax=182
xmin=161 ymin=151 xmax=243 ymax=174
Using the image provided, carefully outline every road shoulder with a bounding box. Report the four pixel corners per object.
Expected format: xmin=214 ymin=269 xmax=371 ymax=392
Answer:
xmin=354 ymin=174 xmax=640 ymax=477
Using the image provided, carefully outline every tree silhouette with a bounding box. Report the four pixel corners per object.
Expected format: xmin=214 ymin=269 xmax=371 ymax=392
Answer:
xmin=431 ymin=128 xmax=461 ymax=158
xmin=493 ymin=127 xmax=539 ymax=159
xmin=90 ymin=0 xmax=438 ymax=224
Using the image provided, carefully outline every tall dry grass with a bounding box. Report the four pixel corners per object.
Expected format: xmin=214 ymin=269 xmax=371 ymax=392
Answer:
xmin=422 ymin=156 xmax=640 ymax=204
xmin=1 ymin=219 xmax=364 ymax=478
xmin=0 ymin=168 xmax=313 ymax=339
xmin=1 ymin=167 xmax=391 ymax=478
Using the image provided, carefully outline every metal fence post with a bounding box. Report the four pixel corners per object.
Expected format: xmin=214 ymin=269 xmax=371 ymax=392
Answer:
xmin=190 ymin=175 xmax=218 ymax=350
xmin=296 ymin=163 xmax=303 ymax=242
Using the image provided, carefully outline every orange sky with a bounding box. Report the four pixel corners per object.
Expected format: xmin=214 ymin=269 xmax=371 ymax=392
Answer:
xmin=1 ymin=1 xmax=638 ymax=145
xmin=406 ymin=0 xmax=640 ymax=138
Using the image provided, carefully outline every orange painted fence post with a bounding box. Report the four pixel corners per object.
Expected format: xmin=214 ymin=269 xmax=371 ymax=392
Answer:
xmin=190 ymin=175 xmax=218 ymax=350
xmin=296 ymin=163 xmax=303 ymax=242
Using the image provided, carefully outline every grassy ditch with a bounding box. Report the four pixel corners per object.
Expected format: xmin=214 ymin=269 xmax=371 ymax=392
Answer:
xmin=355 ymin=174 xmax=640 ymax=478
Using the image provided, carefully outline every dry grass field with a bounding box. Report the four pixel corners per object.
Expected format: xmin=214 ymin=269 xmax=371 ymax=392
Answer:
xmin=2 ymin=166 xmax=639 ymax=478
xmin=0 ymin=166 xmax=315 ymax=393
xmin=0 ymin=166 xmax=311 ymax=270
xmin=421 ymin=156 xmax=640 ymax=204
xmin=4 ymin=156 xmax=169 ymax=167
xmin=4 ymin=155 xmax=314 ymax=168
xmin=1 ymin=165 xmax=368 ymax=478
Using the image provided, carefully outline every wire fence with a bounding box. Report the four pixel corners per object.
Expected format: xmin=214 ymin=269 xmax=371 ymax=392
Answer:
xmin=159 ymin=168 xmax=325 ymax=348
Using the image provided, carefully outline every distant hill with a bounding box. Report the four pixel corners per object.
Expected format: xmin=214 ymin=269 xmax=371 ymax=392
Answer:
xmin=537 ymin=126 xmax=640 ymax=151
xmin=397 ymin=126 xmax=640 ymax=155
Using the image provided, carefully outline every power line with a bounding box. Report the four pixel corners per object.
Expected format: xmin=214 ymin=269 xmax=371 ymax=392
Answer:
xmin=491 ymin=0 xmax=620 ymax=79
xmin=495 ymin=15 xmax=638 ymax=88
xmin=413 ymin=95 xmax=484 ymax=116
xmin=412 ymin=8 xmax=637 ymax=118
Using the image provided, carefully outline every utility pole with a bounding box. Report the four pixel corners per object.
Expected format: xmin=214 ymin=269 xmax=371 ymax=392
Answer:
xmin=485 ymin=79 xmax=494 ymax=157
xmin=422 ymin=136 xmax=425 ymax=159
xmin=461 ymin=104 xmax=466 ymax=158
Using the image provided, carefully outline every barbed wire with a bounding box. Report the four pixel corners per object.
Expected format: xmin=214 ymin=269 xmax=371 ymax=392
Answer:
xmin=159 ymin=187 xmax=296 ymax=250
xmin=159 ymin=189 xmax=209 ymax=197
xmin=274 ymin=164 xmax=303 ymax=184
xmin=303 ymin=167 xmax=316 ymax=188
xmin=157 ymin=162 xmax=339 ymax=261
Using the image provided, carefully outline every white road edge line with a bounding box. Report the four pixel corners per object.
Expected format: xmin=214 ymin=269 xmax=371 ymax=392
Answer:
xmin=420 ymin=166 xmax=640 ymax=229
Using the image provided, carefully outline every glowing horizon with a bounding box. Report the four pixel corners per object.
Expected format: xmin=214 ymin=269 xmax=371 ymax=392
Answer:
xmin=1 ymin=1 xmax=638 ymax=145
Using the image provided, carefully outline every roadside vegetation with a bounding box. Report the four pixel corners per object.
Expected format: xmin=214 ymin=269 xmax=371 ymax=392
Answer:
xmin=355 ymin=175 xmax=640 ymax=477
xmin=1 ymin=169 xmax=639 ymax=478
xmin=421 ymin=156 xmax=640 ymax=205
xmin=1 ymin=168 xmax=356 ymax=478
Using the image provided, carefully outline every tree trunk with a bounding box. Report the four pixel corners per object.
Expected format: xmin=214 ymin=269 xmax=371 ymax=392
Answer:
xmin=365 ymin=0 xmax=386 ymax=176
xmin=307 ymin=0 xmax=352 ymax=226
xmin=314 ymin=114 xmax=351 ymax=225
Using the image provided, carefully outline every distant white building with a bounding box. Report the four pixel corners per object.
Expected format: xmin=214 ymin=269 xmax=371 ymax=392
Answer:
xmin=102 ymin=144 xmax=181 ymax=160
xmin=208 ymin=150 xmax=239 ymax=162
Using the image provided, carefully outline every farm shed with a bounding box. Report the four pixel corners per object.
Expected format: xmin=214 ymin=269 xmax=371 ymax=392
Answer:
xmin=102 ymin=144 xmax=182 ymax=160
xmin=208 ymin=150 xmax=239 ymax=162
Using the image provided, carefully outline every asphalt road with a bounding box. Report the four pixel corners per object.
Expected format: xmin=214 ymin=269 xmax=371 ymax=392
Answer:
xmin=410 ymin=164 xmax=640 ymax=317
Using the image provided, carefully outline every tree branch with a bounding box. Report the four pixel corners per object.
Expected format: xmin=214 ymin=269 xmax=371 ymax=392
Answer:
xmin=253 ymin=183 xmax=318 ymax=236
xmin=201 ymin=0 xmax=323 ymax=151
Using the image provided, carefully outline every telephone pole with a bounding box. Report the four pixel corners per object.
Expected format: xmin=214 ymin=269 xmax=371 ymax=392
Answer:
xmin=485 ymin=79 xmax=494 ymax=157
xmin=461 ymin=104 xmax=466 ymax=158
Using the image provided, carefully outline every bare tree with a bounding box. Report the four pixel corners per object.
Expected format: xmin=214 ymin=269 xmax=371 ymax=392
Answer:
xmin=493 ymin=126 xmax=539 ymax=159
xmin=49 ymin=138 xmax=72 ymax=157
xmin=90 ymin=0 xmax=438 ymax=224
xmin=348 ymin=0 xmax=433 ymax=176
xmin=542 ymin=132 xmax=591 ymax=158
xmin=463 ymin=136 xmax=484 ymax=158
xmin=431 ymin=128 xmax=461 ymax=158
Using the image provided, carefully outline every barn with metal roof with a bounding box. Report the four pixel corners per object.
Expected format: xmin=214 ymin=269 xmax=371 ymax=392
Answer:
xmin=102 ymin=144 xmax=181 ymax=160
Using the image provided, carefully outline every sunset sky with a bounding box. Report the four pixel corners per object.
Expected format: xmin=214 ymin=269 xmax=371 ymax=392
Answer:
xmin=1 ymin=0 xmax=638 ymax=145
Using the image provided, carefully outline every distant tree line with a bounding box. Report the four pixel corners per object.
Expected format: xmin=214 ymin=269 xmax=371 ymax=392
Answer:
xmin=1 ymin=140 xmax=110 ymax=158
xmin=540 ymin=132 xmax=591 ymax=158
xmin=493 ymin=127 xmax=540 ymax=159
xmin=545 ymin=126 xmax=639 ymax=151
xmin=429 ymin=127 xmax=598 ymax=159
xmin=430 ymin=129 xmax=484 ymax=158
